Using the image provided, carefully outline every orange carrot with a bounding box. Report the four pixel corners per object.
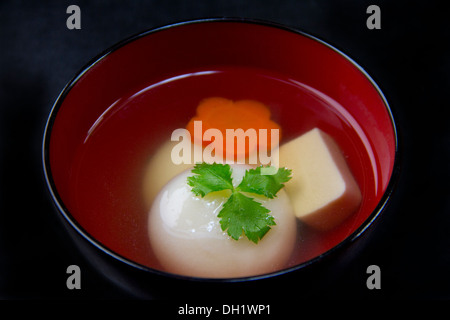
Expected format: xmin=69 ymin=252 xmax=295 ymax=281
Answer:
xmin=186 ymin=97 xmax=281 ymax=161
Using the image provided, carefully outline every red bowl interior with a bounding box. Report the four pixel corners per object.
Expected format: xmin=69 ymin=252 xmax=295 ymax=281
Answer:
xmin=44 ymin=20 xmax=397 ymax=279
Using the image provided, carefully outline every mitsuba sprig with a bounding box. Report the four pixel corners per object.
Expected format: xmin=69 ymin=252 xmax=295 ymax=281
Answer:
xmin=187 ymin=163 xmax=292 ymax=243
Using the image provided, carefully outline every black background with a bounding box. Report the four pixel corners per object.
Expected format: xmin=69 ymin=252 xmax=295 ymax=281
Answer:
xmin=0 ymin=0 xmax=449 ymax=302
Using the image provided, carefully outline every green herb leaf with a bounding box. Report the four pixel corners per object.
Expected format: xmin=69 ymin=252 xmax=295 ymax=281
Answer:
xmin=187 ymin=163 xmax=292 ymax=243
xmin=237 ymin=166 xmax=292 ymax=199
xmin=187 ymin=162 xmax=233 ymax=197
xmin=218 ymin=191 xmax=275 ymax=243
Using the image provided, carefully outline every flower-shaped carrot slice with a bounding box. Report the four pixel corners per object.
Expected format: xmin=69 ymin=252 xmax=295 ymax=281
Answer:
xmin=186 ymin=97 xmax=281 ymax=161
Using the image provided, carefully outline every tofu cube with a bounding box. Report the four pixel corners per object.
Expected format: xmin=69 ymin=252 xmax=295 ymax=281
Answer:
xmin=279 ymin=128 xmax=362 ymax=230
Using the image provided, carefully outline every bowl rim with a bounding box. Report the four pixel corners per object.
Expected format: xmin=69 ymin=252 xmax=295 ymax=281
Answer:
xmin=42 ymin=17 xmax=401 ymax=283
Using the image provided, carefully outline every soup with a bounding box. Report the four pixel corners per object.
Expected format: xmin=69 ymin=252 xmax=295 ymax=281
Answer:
xmin=63 ymin=66 xmax=380 ymax=277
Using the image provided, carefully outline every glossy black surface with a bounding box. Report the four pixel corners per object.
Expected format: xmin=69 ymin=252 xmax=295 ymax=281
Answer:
xmin=1 ymin=0 xmax=449 ymax=301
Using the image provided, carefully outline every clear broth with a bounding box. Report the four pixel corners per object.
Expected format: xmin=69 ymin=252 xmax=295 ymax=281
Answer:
xmin=67 ymin=66 xmax=379 ymax=274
